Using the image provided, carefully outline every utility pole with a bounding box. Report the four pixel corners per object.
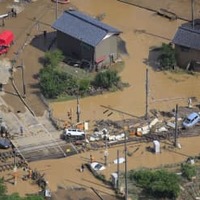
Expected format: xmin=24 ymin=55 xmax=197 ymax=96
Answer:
xmin=191 ymin=0 xmax=195 ymax=29
xmin=21 ymin=62 xmax=26 ymax=98
xmin=13 ymin=150 xmax=17 ymax=185
xmin=56 ymin=0 xmax=58 ymax=20
xmin=104 ymin=129 xmax=108 ymax=166
xmin=145 ymin=67 xmax=149 ymax=120
xmin=117 ymin=149 xmax=120 ymax=191
xmin=104 ymin=145 xmax=108 ymax=166
xmin=124 ymin=126 xmax=128 ymax=200
xmin=174 ymin=104 xmax=178 ymax=147
xmin=76 ymin=96 xmax=81 ymax=123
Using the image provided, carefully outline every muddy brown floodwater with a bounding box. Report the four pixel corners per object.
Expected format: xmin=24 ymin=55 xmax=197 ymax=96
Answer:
xmin=50 ymin=0 xmax=200 ymax=125
xmin=1 ymin=0 xmax=200 ymax=199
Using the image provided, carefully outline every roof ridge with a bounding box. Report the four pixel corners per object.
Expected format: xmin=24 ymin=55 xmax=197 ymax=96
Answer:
xmin=66 ymin=10 xmax=109 ymax=33
xmin=180 ymin=25 xmax=200 ymax=34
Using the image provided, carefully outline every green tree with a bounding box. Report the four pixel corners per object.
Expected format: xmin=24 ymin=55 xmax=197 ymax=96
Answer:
xmin=23 ymin=194 xmax=44 ymax=200
xmin=2 ymin=193 xmax=44 ymax=200
xmin=158 ymin=43 xmax=176 ymax=70
xmin=93 ymin=69 xmax=120 ymax=89
xmin=150 ymin=170 xmax=180 ymax=199
xmin=131 ymin=169 xmax=180 ymax=199
xmin=44 ymin=49 xmax=64 ymax=68
xmin=39 ymin=67 xmax=77 ymax=98
xmin=181 ymin=163 xmax=196 ymax=181
xmin=129 ymin=169 xmax=152 ymax=187
xmin=78 ymin=78 xmax=91 ymax=95
xmin=3 ymin=193 xmax=21 ymax=200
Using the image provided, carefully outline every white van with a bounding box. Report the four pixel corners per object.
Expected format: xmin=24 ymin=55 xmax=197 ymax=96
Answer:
xmin=63 ymin=128 xmax=85 ymax=141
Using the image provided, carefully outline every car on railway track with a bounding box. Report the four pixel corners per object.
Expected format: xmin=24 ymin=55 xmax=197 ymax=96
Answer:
xmin=63 ymin=128 xmax=86 ymax=141
xmin=182 ymin=112 xmax=200 ymax=128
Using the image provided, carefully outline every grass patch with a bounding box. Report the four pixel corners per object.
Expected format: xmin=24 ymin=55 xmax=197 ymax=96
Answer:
xmin=58 ymin=62 xmax=96 ymax=81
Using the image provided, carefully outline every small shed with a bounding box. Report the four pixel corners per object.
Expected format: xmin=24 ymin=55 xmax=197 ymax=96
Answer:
xmin=153 ymin=140 xmax=160 ymax=154
xmin=52 ymin=10 xmax=122 ymax=71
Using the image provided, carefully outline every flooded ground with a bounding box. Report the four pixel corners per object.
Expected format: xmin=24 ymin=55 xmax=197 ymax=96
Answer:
xmin=50 ymin=0 xmax=200 ymax=124
xmin=1 ymin=0 xmax=200 ymax=199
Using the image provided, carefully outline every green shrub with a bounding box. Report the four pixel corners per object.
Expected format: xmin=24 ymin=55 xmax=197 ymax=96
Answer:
xmin=93 ymin=69 xmax=120 ymax=89
xmin=130 ymin=169 xmax=180 ymax=199
xmin=158 ymin=43 xmax=176 ymax=70
xmin=181 ymin=163 xmax=196 ymax=181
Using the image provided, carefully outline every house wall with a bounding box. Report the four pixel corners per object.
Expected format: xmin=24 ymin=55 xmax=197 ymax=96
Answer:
xmin=56 ymin=31 xmax=94 ymax=63
xmin=95 ymin=35 xmax=119 ymax=70
xmin=56 ymin=31 xmax=119 ymax=70
xmin=175 ymin=45 xmax=200 ymax=71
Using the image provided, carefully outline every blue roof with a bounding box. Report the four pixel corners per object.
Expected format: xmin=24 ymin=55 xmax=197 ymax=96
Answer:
xmin=52 ymin=10 xmax=121 ymax=47
xmin=172 ymin=22 xmax=200 ymax=50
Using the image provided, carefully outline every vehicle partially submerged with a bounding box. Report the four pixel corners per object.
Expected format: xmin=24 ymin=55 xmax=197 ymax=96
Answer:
xmin=182 ymin=112 xmax=200 ymax=128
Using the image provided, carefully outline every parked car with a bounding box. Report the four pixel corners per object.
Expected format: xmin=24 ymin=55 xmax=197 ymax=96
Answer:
xmin=182 ymin=112 xmax=200 ymax=128
xmin=0 ymin=138 xmax=11 ymax=149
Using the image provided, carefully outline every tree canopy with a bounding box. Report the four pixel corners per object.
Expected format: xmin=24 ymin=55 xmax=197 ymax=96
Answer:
xmin=158 ymin=43 xmax=176 ymax=70
xmin=181 ymin=163 xmax=196 ymax=181
xmin=129 ymin=169 xmax=180 ymax=199
xmin=93 ymin=69 xmax=121 ymax=89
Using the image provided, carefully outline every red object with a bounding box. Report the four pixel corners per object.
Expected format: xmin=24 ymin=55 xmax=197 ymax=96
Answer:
xmin=96 ymin=55 xmax=106 ymax=64
xmin=0 ymin=30 xmax=14 ymax=55
xmin=0 ymin=46 xmax=9 ymax=55
xmin=0 ymin=30 xmax=14 ymax=46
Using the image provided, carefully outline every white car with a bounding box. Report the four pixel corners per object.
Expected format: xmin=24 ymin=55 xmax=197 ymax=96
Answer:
xmin=90 ymin=162 xmax=106 ymax=171
xmin=182 ymin=112 xmax=200 ymax=128
xmin=63 ymin=128 xmax=85 ymax=141
xmin=89 ymin=133 xmax=101 ymax=142
xmin=64 ymin=128 xmax=85 ymax=136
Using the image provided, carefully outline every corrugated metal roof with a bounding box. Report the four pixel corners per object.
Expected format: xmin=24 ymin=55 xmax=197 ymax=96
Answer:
xmin=52 ymin=10 xmax=121 ymax=47
xmin=172 ymin=24 xmax=200 ymax=50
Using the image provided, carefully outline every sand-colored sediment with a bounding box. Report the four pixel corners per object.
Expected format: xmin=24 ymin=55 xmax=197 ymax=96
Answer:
xmin=1 ymin=0 xmax=200 ymax=198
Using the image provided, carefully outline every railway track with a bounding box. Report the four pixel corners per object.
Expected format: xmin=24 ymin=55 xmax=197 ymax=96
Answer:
xmin=0 ymin=149 xmax=26 ymax=172
xmin=106 ymin=126 xmax=200 ymax=148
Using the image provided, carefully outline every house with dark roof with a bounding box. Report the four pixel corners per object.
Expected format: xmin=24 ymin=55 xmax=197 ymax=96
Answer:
xmin=172 ymin=20 xmax=200 ymax=71
xmin=52 ymin=10 xmax=122 ymax=71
